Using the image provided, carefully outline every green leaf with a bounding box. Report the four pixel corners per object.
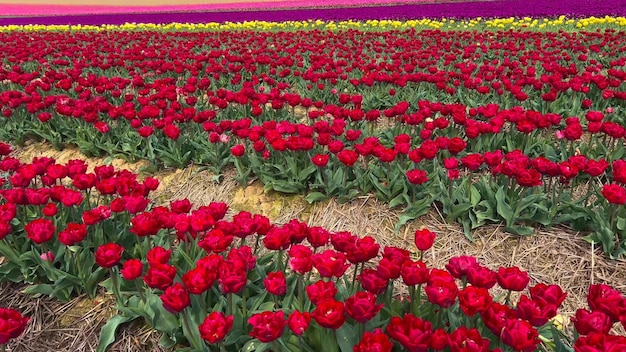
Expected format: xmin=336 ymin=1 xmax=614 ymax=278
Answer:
xmin=544 ymin=145 xmax=558 ymax=161
xmin=503 ymin=226 xmax=535 ymax=236
xmin=22 ymin=284 xmax=54 ymax=296
xmin=305 ymin=192 xmax=329 ymax=204
xmin=618 ymin=217 xmax=626 ymax=231
xmin=242 ymin=340 xmax=268 ymax=352
xmin=495 ymin=186 xmax=514 ymax=225
xmin=336 ymin=324 xmax=358 ymax=352
xmin=298 ymin=164 xmax=317 ymax=182
xmin=97 ymin=315 xmax=136 ymax=352
xmin=447 ymin=203 xmax=473 ymax=223
xmin=389 ymin=193 xmax=408 ymax=209
xmin=394 ymin=198 xmax=431 ymax=233
xmin=469 ymin=185 xmax=481 ymax=207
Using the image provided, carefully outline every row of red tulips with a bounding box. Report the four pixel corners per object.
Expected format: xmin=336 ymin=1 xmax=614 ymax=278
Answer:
xmin=3 ymin=67 xmax=626 ymax=252
xmin=0 ymin=140 xmax=625 ymax=351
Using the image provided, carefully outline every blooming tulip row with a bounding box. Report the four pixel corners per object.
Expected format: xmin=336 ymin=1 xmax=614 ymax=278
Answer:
xmin=1 ymin=27 xmax=626 ymax=254
xmin=1 ymin=141 xmax=626 ymax=351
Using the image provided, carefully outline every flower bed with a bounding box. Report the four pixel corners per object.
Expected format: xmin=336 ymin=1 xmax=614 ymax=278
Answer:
xmin=0 ymin=19 xmax=626 ymax=350
xmin=0 ymin=144 xmax=625 ymax=351
xmin=1 ymin=25 xmax=626 ymax=255
xmin=0 ymin=146 xmax=626 ymax=351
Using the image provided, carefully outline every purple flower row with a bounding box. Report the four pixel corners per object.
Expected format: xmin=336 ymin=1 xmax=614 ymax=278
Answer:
xmin=1 ymin=0 xmax=625 ymax=27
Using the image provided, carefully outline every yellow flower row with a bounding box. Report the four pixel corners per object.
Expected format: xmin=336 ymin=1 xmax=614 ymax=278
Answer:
xmin=1 ymin=16 xmax=625 ymax=32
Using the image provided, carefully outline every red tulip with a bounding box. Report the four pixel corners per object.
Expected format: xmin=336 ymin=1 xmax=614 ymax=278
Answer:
xmin=94 ymin=243 xmax=124 ymax=268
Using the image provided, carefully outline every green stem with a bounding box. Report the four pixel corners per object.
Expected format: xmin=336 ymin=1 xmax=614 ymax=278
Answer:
xmin=109 ymin=267 xmax=125 ymax=306
xmin=298 ymin=275 xmax=304 ymax=311
xmin=409 ymin=285 xmax=416 ymax=315
xmin=351 ymin=263 xmax=360 ymax=295
xmin=298 ymin=336 xmax=304 ymax=352
xmin=276 ymin=250 xmax=284 ymax=272
xmin=145 ymin=236 xmax=152 ymax=257
xmin=386 ymin=281 xmax=394 ymax=305
xmin=227 ymin=293 xmax=234 ymax=317
xmin=610 ymin=204 xmax=618 ymax=232
xmin=416 ymin=284 xmax=422 ymax=312
xmin=182 ymin=311 xmax=201 ymax=350
xmin=435 ymin=307 xmax=443 ymax=329
xmin=134 ymin=279 xmax=146 ymax=303
xmin=242 ymin=292 xmax=248 ymax=332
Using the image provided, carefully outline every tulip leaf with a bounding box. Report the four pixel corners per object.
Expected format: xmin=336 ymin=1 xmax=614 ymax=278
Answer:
xmin=495 ymin=186 xmax=513 ymax=225
xmin=446 ymin=203 xmax=473 ymax=223
xmin=97 ymin=314 xmax=136 ymax=352
xmin=336 ymin=324 xmax=357 ymax=352
xmin=305 ymin=192 xmax=329 ymax=204
xmin=242 ymin=340 xmax=268 ymax=352
xmin=503 ymin=226 xmax=535 ymax=236
xmin=470 ymin=185 xmax=481 ymax=207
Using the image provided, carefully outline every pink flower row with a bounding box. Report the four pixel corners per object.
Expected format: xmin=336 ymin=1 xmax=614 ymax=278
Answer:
xmin=1 ymin=0 xmax=476 ymax=16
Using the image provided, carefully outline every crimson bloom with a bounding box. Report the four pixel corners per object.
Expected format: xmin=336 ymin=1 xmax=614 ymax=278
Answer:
xmin=147 ymin=246 xmax=171 ymax=265
xmin=386 ymin=314 xmax=432 ymax=352
xmin=230 ymin=144 xmax=245 ymax=157
xmin=501 ymin=319 xmax=539 ymax=352
xmin=414 ymin=228 xmax=436 ymax=251
xmin=288 ymin=311 xmax=311 ymax=336
xmin=586 ymin=284 xmax=625 ymax=322
xmin=288 ymin=244 xmax=313 ymax=275
xmin=572 ymin=309 xmax=612 ymax=335
xmin=337 ymin=149 xmax=359 ymax=166
xmin=57 ymin=222 xmax=87 ymax=246
xmin=425 ymin=269 xmax=459 ymax=308
xmin=353 ymin=329 xmax=393 ymax=352
xmin=359 ymin=268 xmax=389 ymax=295
xmin=306 ymin=280 xmax=337 ymax=305
xmin=311 ymin=299 xmax=345 ymax=329
xmin=406 ymin=169 xmax=428 ymax=185
xmin=601 ymin=184 xmax=626 ymax=205
xmin=445 ymin=256 xmax=478 ymax=279
xmin=143 ymin=263 xmax=177 ymax=290
xmin=448 ymin=326 xmax=490 ymax=352
xmin=199 ymin=312 xmax=233 ymax=344
xmin=182 ymin=266 xmax=217 ymax=295
xmin=120 ymin=259 xmax=143 ymax=281
xmin=0 ymin=307 xmax=29 ymax=344
xmin=401 ymin=260 xmax=430 ymax=286
xmin=94 ymin=243 xmax=124 ymax=268
xmin=264 ymin=271 xmax=287 ymax=296
xmin=497 ymin=266 xmax=530 ymax=291
xmin=311 ymin=153 xmax=329 ymax=167
xmin=248 ymin=311 xmax=287 ymax=343
xmin=312 ymin=250 xmax=350 ymax=278
xmin=160 ymin=283 xmax=190 ymax=313
xmin=459 ymin=286 xmax=493 ymax=317
xmin=345 ymin=291 xmax=383 ymax=323
xmin=25 ymin=218 xmax=55 ymax=244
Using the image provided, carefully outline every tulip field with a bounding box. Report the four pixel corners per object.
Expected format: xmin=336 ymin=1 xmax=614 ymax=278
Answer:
xmin=1 ymin=2 xmax=626 ymax=351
